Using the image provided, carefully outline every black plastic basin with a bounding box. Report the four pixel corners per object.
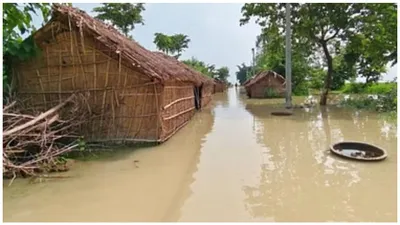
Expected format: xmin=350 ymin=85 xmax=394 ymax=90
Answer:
xmin=330 ymin=141 xmax=387 ymax=161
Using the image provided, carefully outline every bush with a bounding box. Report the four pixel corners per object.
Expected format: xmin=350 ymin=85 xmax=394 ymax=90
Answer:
xmin=340 ymin=82 xmax=397 ymax=113
xmin=341 ymin=83 xmax=365 ymax=94
xmin=341 ymin=82 xmax=396 ymax=95
xmin=264 ymin=87 xmax=280 ymax=98
xmin=365 ymin=83 xmax=396 ymax=94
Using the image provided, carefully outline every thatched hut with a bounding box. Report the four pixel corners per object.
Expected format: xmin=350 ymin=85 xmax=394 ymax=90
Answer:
xmin=244 ymin=71 xmax=286 ymax=98
xmin=152 ymin=52 xmax=214 ymax=109
xmin=213 ymin=78 xmax=227 ymax=93
xmin=11 ymin=4 xmax=214 ymax=143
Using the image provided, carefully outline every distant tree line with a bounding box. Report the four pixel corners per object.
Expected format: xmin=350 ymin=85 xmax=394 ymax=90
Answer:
xmin=238 ymin=3 xmax=397 ymax=105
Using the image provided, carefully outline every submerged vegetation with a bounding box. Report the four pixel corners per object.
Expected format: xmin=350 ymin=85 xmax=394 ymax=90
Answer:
xmin=339 ymin=82 xmax=397 ymax=115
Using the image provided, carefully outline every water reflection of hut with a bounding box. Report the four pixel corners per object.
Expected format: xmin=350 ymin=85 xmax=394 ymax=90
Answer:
xmin=163 ymin=107 xmax=215 ymax=221
xmin=244 ymin=71 xmax=285 ymax=99
xmin=11 ymin=4 xmax=214 ymax=144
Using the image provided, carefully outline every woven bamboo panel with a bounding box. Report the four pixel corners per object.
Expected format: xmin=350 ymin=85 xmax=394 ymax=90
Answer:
xmin=201 ymin=82 xmax=214 ymax=108
xmin=160 ymin=81 xmax=197 ymax=142
xmin=14 ymin=31 xmax=162 ymax=143
xmin=214 ymin=82 xmax=226 ymax=93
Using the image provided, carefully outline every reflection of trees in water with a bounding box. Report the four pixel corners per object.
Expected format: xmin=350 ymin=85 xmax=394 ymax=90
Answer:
xmin=307 ymin=106 xmax=396 ymax=221
xmin=242 ymin=104 xmax=316 ymax=221
xmin=163 ymin=107 xmax=215 ymax=222
xmin=242 ymin=105 xmax=396 ymax=221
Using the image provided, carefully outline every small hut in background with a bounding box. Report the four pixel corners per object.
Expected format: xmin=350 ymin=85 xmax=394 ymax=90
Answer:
xmin=244 ymin=71 xmax=286 ymax=98
xmin=11 ymin=4 xmax=214 ymax=143
xmin=213 ymin=78 xmax=227 ymax=93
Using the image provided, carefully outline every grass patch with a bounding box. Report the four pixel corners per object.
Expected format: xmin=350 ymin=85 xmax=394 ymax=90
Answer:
xmin=341 ymin=82 xmax=396 ymax=94
xmin=264 ymin=87 xmax=281 ymax=98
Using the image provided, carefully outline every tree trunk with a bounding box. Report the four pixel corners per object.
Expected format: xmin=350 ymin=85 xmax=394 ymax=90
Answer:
xmin=319 ymin=41 xmax=333 ymax=106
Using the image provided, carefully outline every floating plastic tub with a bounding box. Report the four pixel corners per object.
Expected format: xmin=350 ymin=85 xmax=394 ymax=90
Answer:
xmin=330 ymin=141 xmax=387 ymax=161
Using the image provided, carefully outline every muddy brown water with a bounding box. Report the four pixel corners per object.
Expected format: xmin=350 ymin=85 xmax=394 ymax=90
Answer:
xmin=3 ymin=88 xmax=397 ymax=222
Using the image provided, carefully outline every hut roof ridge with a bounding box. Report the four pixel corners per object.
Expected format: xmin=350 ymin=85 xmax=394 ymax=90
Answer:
xmin=34 ymin=4 xmax=211 ymax=85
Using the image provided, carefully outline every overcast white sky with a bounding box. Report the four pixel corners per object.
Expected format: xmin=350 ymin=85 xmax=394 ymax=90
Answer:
xmin=31 ymin=3 xmax=397 ymax=83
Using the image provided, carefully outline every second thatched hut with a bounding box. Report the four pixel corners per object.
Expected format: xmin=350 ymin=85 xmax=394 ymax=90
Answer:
xmin=244 ymin=71 xmax=286 ymax=98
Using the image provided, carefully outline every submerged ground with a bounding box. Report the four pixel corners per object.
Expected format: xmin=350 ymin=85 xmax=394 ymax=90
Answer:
xmin=3 ymin=87 xmax=397 ymax=222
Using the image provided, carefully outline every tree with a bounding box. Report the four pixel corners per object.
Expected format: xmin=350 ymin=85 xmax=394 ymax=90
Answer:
xmin=181 ymin=57 xmax=215 ymax=78
xmin=240 ymin=3 xmax=396 ymax=105
xmin=3 ymin=3 xmax=51 ymax=100
xmin=235 ymin=63 xmax=253 ymax=85
xmin=252 ymin=24 xmax=311 ymax=95
xmin=343 ymin=4 xmax=397 ymax=83
xmin=172 ymin=34 xmax=190 ymax=58
xmin=93 ymin=3 xmax=145 ymax=37
xmin=153 ymin=33 xmax=190 ymax=59
xmin=215 ymin=67 xmax=230 ymax=82
xmin=153 ymin=33 xmax=172 ymax=54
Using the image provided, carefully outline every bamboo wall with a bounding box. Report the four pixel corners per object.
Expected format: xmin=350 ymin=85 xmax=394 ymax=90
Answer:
xmin=160 ymin=81 xmax=196 ymax=142
xmin=201 ymin=82 xmax=214 ymax=108
xmin=214 ymin=82 xmax=226 ymax=93
xmin=14 ymin=31 xmax=161 ymax=142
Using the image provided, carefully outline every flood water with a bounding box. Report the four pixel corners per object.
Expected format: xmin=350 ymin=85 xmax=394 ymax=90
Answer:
xmin=3 ymin=88 xmax=397 ymax=222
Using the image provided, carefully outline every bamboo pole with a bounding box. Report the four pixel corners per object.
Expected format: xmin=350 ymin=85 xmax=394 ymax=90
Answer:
xmin=46 ymin=47 xmax=51 ymax=90
xmin=154 ymin=84 xmax=160 ymax=140
xmin=163 ymin=107 xmax=195 ymax=121
xmin=74 ymin=32 xmax=88 ymax=89
xmin=36 ymin=70 xmax=47 ymax=109
xmin=93 ymin=48 xmax=97 ymax=104
xmin=99 ymin=59 xmax=111 ymax=133
xmin=163 ymin=96 xmax=194 ymax=110
xmin=58 ymin=52 xmax=62 ymax=104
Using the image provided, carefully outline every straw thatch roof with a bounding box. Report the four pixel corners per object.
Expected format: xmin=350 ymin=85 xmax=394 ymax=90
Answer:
xmin=33 ymin=4 xmax=208 ymax=86
xmin=242 ymin=77 xmax=254 ymax=86
xmin=245 ymin=71 xmax=285 ymax=88
xmin=214 ymin=78 xmax=224 ymax=84
xmin=152 ymin=52 xmax=214 ymax=85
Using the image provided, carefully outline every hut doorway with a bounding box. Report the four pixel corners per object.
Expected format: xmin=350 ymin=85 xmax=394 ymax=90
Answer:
xmin=194 ymin=85 xmax=203 ymax=110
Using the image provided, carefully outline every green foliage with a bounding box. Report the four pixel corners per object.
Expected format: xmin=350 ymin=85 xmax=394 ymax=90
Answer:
xmin=3 ymin=3 xmax=51 ymax=100
xmin=153 ymin=33 xmax=190 ymax=59
xmin=264 ymin=87 xmax=280 ymax=98
xmin=240 ymin=3 xmax=397 ymax=105
xmin=182 ymin=58 xmax=229 ymax=81
xmin=215 ymin=67 xmax=230 ymax=83
xmin=341 ymin=82 xmax=396 ymax=95
xmin=235 ymin=63 xmax=253 ymax=85
xmin=308 ymin=67 xmax=325 ymax=90
xmin=344 ymin=4 xmax=397 ymax=73
xmin=253 ymin=25 xmax=311 ymax=95
xmin=340 ymin=82 xmax=396 ymax=114
xmin=181 ymin=57 xmax=215 ymax=78
xmin=93 ymin=3 xmax=145 ymax=37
